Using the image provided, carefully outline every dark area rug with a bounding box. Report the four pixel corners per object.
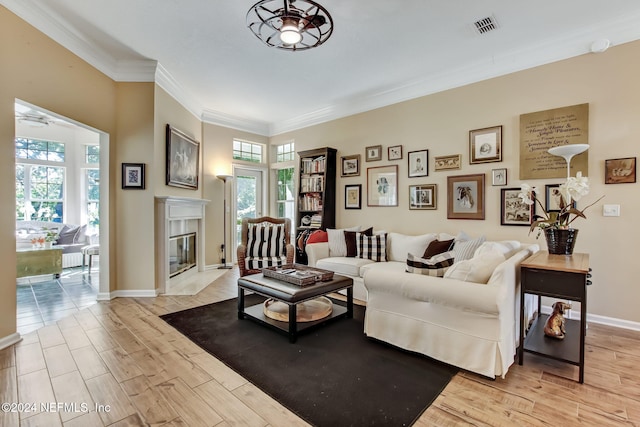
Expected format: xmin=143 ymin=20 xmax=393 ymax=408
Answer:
xmin=160 ymin=295 xmax=458 ymax=427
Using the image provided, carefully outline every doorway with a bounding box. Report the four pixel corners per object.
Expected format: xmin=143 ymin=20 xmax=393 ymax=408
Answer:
xmin=232 ymin=166 xmax=266 ymax=263
xmin=14 ymin=100 xmax=110 ymax=333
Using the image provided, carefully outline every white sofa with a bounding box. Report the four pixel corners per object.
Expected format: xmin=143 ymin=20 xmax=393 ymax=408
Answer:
xmin=16 ymin=220 xmax=96 ymax=269
xmin=305 ymin=231 xmax=538 ymax=378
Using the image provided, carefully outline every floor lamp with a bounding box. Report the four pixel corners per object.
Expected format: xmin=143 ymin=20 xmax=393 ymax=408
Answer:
xmin=217 ymin=174 xmax=233 ymax=269
xmin=548 ymin=144 xmax=589 ymax=178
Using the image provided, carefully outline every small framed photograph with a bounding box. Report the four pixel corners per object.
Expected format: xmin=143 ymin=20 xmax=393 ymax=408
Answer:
xmin=409 ymin=184 xmax=437 ymax=210
xmin=501 ymin=188 xmax=534 ymax=226
xmin=492 ymin=168 xmax=507 ymax=186
xmin=341 ymin=154 xmax=361 ymax=177
xmin=365 ymin=145 xmax=382 ymax=162
xmin=605 ymin=157 xmax=636 ymax=184
xmin=408 ymin=150 xmax=429 ymax=178
xmin=470 ymin=125 xmax=502 ymax=164
xmin=345 ymin=184 xmax=362 ymax=209
xmin=367 ymin=165 xmax=398 ymax=207
xmin=447 ymin=173 xmax=485 ymax=220
xmin=122 ymin=163 xmax=145 ymax=190
xmin=388 ymin=145 xmax=403 ymax=160
xmin=545 ymin=184 xmax=575 ymax=212
xmin=166 ymin=124 xmax=200 ymax=189
xmin=434 ymin=154 xmax=461 ymax=171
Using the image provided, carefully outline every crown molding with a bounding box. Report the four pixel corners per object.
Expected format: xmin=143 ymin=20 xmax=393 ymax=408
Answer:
xmin=154 ymin=64 xmax=203 ymax=120
xmin=201 ymin=109 xmax=270 ymax=136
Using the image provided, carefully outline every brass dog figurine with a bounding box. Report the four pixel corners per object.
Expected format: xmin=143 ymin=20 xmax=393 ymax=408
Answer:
xmin=544 ymin=302 xmax=572 ymax=339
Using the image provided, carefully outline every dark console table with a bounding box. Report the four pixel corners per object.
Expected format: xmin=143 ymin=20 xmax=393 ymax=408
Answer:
xmin=519 ymin=251 xmax=591 ymax=383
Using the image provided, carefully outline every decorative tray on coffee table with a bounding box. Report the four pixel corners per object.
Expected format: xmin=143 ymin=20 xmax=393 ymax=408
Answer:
xmin=262 ymin=263 xmax=334 ymax=286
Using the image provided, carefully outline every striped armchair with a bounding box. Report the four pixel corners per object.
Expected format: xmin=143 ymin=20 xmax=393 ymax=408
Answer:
xmin=237 ymin=217 xmax=295 ymax=277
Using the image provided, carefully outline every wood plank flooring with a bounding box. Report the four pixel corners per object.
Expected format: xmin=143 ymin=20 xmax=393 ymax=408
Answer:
xmin=2 ymin=267 xmax=640 ymax=426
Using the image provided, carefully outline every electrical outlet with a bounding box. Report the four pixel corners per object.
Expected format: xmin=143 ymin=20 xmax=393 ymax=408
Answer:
xmin=220 ymin=244 xmax=225 ymax=252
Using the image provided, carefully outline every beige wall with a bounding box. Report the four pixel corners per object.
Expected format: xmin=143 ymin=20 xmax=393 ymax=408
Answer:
xmin=271 ymin=41 xmax=640 ymax=323
xmin=115 ymin=83 xmax=155 ymax=291
xmin=201 ymin=123 xmax=268 ymax=265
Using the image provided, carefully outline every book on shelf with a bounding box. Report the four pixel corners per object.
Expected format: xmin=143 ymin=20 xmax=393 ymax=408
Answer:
xmin=301 ymin=156 xmax=326 ymax=174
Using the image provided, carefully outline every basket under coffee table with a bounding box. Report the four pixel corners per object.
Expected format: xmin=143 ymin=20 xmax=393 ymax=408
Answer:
xmin=237 ymin=272 xmax=354 ymax=343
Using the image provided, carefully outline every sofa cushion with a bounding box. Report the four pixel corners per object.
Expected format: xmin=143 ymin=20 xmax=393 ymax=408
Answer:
xmin=444 ymin=250 xmax=505 ymax=284
xmin=387 ymin=232 xmax=436 ymax=262
xmin=247 ymin=223 xmax=286 ymax=257
xmin=452 ymin=235 xmax=486 ymax=262
xmin=56 ymin=224 xmax=87 ymax=245
xmin=357 ymin=233 xmax=387 ymax=262
xmin=423 ymin=239 xmax=454 ymax=258
xmin=317 ymin=257 xmax=375 ymax=278
xmin=406 ymin=251 xmax=456 ymax=277
xmin=327 ymin=226 xmax=361 ymax=257
xmin=345 ymin=227 xmax=373 ymax=257
xmin=306 ymin=230 xmax=328 ymax=244
xmin=474 ymin=241 xmax=521 ymax=259
xmin=360 ymin=260 xmax=407 ymax=278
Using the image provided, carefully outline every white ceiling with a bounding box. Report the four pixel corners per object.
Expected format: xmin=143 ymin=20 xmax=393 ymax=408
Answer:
xmin=4 ymin=0 xmax=640 ymax=136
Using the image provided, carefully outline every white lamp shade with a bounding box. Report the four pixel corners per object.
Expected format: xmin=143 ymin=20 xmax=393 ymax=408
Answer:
xmin=547 ymin=144 xmax=589 ymax=158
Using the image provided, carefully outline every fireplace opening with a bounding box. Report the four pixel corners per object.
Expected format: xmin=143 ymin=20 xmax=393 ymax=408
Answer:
xmin=169 ymin=232 xmax=196 ymax=278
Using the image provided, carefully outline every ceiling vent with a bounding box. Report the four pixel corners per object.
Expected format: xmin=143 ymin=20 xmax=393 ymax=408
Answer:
xmin=473 ymin=15 xmax=499 ymax=35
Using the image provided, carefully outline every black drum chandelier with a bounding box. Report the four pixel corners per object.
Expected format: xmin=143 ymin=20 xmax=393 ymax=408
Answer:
xmin=246 ymin=0 xmax=333 ymax=51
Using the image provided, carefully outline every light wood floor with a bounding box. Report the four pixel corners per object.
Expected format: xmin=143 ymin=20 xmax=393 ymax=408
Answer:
xmin=2 ymin=268 xmax=640 ymax=426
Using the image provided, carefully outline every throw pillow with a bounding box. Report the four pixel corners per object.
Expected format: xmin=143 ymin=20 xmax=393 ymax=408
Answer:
xmin=74 ymin=224 xmax=88 ymax=244
xmin=422 ymin=239 xmax=454 ymax=258
xmin=452 ymin=235 xmax=486 ymax=262
xmin=345 ymin=227 xmax=373 ymax=257
xmin=306 ymin=230 xmax=328 ymax=245
xmin=406 ymin=251 xmax=456 ymax=277
xmin=327 ymin=226 xmax=361 ymax=257
xmin=356 ymin=232 xmax=387 ymax=262
xmin=387 ymin=232 xmax=437 ymax=262
xmin=247 ymin=223 xmax=285 ymax=257
xmin=56 ymin=225 xmax=79 ymax=245
xmin=443 ymin=250 xmax=506 ymax=284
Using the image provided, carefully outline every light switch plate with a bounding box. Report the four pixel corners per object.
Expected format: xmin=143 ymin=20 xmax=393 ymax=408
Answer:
xmin=603 ymin=204 xmax=620 ymax=217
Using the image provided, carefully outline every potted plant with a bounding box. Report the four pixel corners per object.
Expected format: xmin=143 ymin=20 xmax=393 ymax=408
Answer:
xmin=519 ymin=172 xmax=603 ymax=255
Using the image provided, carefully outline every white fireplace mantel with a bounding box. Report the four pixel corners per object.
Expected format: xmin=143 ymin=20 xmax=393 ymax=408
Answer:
xmin=155 ymin=196 xmax=210 ymax=294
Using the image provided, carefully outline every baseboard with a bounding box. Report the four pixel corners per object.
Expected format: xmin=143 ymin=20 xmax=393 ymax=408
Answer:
xmin=96 ymin=289 xmax=159 ymax=300
xmin=0 ymin=333 xmax=23 ymax=350
xmin=541 ymin=304 xmax=640 ymax=331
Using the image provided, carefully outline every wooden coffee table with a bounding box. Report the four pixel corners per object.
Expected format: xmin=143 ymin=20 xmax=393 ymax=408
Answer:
xmin=237 ymin=272 xmax=353 ymax=343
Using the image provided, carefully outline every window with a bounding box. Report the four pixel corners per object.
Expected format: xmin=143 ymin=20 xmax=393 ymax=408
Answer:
xmin=276 ymin=168 xmax=295 ymax=220
xmin=15 ymin=138 xmax=66 ymax=222
xmin=276 ymin=142 xmax=295 ymax=162
xmin=86 ymin=145 xmax=100 ymax=164
xmin=16 ymin=137 xmax=65 ymax=162
xmin=272 ymin=142 xmax=295 ymax=229
xmin=86 ymin=169 xmax=100 ymax=227
xmin=233 ymin=139 xmax=263 ymax=163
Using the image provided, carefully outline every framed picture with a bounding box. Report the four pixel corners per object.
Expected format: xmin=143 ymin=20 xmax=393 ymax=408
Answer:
xmin=492 ymin=168 xmax=507 ymax=186
xmin=341 ymin=154 xmax=361 ymax=177
xmin=345 ymin=184 xmax=362 ymax=209
xmin=447 ymin=173 xmax=485 ymax=220
xmin=434 ymin=154 xmax=461 ymax=171
xmin=408 ymin=150 xmax=428 ymax=178
xmin=409 ymin=184 xmax=437 ymax=210
xmin=122 ymin=163 xmax=145 ymax=190
xmin=388 ymin=145 xmax=403 ymax=160
xmin=365 ymin=145 xmax=382 ymax=162
xmin=166 ymin=124 xmax=200 ymax=190
xmin=605 ymin=157 xmax=636 ymax=184
xmin=545 ymin=184 xmax=575 ymax=212
xmin=367 ymin=165 xmax=398 ymax=207
xmin=469 ymin=125 xmax=502 ymax=164
xmin=501 ymin=188 xmax=534 ymax=226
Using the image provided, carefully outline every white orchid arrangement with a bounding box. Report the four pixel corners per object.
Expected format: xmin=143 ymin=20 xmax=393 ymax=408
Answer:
xmin=519 ymin=172 xmax=604 ymax=237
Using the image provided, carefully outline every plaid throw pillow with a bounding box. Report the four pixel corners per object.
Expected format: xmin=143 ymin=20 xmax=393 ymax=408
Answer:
xmin=356 ymin=232 xmax=387 ymax=262
xmin=247 ymin=224 xmax=285 ymax=257
xmin=406 ymin=251 xmax=456 ymax=277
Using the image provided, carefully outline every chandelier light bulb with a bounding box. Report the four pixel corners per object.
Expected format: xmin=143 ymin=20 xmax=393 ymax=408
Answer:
xmin=280 ymin=19 xmax=301 ymax=44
